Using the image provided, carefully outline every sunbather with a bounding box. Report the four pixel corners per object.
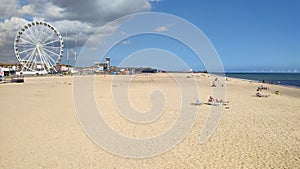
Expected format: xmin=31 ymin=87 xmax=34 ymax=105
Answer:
xmin=255 ymin=92 xmax=270 ymax=98
xmin=207 ymin=96 xmax=229 ymax=106
xmin=257 ymin=85 xmax=269 ymax=91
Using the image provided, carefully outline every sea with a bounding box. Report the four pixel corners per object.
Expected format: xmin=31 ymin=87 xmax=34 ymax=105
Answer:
xmin=225 ymin=73 xmax=300 ymax=88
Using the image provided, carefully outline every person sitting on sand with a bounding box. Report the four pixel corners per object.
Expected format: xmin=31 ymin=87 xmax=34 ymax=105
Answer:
xmin=257 ymin=85 xmax=269 ymax=91
xmin=255 ymin=92 xmax=270 ymax=98
xmin=208 ymin=96 xmax=229 ymax=106
xmin=216 ymin=99 xmax=229 ymax=106
xmin=208 ymin=96 xmax=214 ymax=102
xmin=219 ymin=99 xmax=230 ymax=104
xmin=211 ymin=81 xmax=216 ymax=87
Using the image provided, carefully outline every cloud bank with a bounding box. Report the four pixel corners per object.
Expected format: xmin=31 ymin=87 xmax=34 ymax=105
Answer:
xmin=0 ymin=0 xmax=161 ymax=62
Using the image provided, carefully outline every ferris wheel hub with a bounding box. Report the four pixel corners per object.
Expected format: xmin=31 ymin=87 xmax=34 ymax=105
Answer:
xmin=36 ymin=43 xmax=42 ymax=48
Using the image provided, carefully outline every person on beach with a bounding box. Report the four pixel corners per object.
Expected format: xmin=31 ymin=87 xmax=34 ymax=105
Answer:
xmin=257 ymin=85 xmax=269 ymax=91
xmin=208 ymin=96 xmax=229 ymax=106
xmin=212 ymin=81 xmax=216 ymax=87
xmin=208 ymin=96 xmax=214 ymax=102
xmin=255 ymin=92 xmax=270 ymax=98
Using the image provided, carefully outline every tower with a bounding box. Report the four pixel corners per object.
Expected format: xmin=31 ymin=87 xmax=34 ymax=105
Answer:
xmin=105 ymin=57 xmax=110 ymax=70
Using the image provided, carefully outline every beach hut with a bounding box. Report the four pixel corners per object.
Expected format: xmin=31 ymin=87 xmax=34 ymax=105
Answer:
xmin=1 ymin=67 xmax=9 ymax=76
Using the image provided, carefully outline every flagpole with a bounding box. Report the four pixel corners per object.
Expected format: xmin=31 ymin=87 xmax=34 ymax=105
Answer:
xmin=74 ymin=34 xmax=77 ymax=67
xmin=66 ymin=32 xmax=69 ymax=73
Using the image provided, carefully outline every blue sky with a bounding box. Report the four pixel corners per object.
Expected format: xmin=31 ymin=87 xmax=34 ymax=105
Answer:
xmin=86 ymin=0 xmax=300 ymax=72
xmin=104 ymin=34 xmax=204 ymax=71
xmin=1 ymin=0 xmax=299 ymax=72
xmin=149 ymin=0 xmax=300 ymax=72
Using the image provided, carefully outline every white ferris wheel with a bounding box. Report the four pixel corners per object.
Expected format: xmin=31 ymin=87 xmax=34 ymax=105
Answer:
xmin=14 ymin=21 xmax=64 ymax=72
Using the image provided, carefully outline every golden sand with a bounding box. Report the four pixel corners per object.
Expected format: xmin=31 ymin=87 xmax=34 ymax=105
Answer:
xmin=0 ymin=74 xmax=299 ymax=168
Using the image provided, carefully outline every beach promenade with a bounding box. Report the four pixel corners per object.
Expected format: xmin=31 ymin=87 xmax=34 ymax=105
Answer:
xmin=0 ymin=73 xmax=299 ymax=168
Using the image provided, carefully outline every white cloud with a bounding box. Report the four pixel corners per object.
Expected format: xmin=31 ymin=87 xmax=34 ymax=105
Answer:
xmin=121 ymin=40 xmax=131 ymax=45
xmin=0 ymin=0 xmax=160 ymax=62
xmin=0 ymin=17 xmax=28 ymax=62
xmin=41 ymin=2 xmax=65 ymax=20
xmin=0 ymin=0 xmax=19 ymax=19
xmin=120 ymin=31 xmax=128 ymax=36
xmin=155 ymin=26 xmax=168 ymax=32
xmin=18 ymin=4 xmax=36 ymax=16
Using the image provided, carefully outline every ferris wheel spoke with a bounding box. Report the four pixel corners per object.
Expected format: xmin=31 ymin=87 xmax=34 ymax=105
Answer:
xmin=19 ymin=37 xmax=35 ymax=45
xmin=43 ymin=53 xmax=58 ymax=66
xmin=24 ymin=49 xmax=37 ymax=69
xmin=38 ymin=26 xmax=50 ymax=43
xmin=43 ymin=39 xmax=60 ymax=46
xmin=42 ymin=47 xmax=61 ymax=57
xmin=43 ymin=55 xmax=53 ymax=68
xmin=42 ymin=34 xmax=54 ymax=44
xmin=41 ymin=30 xmax=54 ymax=44
xmin=37 ymin=48 xmax=49 ymax=70
xmin=43 ymin=51 xmax=57 ymax=63
xmin=24 ymin=48 xmax=36 ymax=63
xmin=44 ymin=54 xmax=58 ymax=66
xmin=44 ymin=45 xmax=61 ymax=49
xmin=43 ymin=53 xmax=53 ymax=69
xmin=23 ymin=31 xmax=36 ymax=44
xmin=43 ymin=52 xmax=56 ymax=68
xmin=34 ymin=25 xmax=42 ymax=42
xmin=28 ymin=25 xmax=39 ymax=42
xmin=17 ymin=43 xmax=34 ymax=48
xmin=18 ymin=47 xmax=35 ymax=55
xmin=38 ymin=30 xmax=47 ymax=43
xmin=40 ymin=31 xmax=50 ymax=43
xmin=43 ymin=50 xmax=57 ymax=64
xmin=22 ymin=49 xmax=34 ymax=61
xmin=28 ymin=51 xmax=38 ymax=67
xmin=42 ymin=49 xmax=56 ymax=70
xmin=40 ymin=30 xmax=48 ymax=40
xmin=34 ymin=32 xmax=43 ymax=45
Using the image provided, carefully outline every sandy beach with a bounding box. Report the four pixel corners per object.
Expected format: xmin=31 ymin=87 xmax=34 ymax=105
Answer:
xmin=0 ymin=73 xmax=299 ymax=168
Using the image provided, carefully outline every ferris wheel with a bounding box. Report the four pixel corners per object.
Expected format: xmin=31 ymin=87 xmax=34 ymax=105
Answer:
xmin=14 ymin=21 xmax=64 ymax=72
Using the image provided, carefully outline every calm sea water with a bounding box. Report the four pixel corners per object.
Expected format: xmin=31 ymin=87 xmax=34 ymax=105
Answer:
xmin=225 ymin=73 xmax=300 ymax=88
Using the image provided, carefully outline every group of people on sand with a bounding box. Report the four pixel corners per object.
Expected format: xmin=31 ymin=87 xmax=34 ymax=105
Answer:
xmin=192 ymin=96 xmax=229 ymax=107
xmin=257 ymin=85 xmax=269 ymax=91
xmin=193 ymin=76 xmax=228 ymax=107
xmin=207 ymin=96 xmax=229 ymax=106
xmin=255 ymin=85 xmax=270 ymax=97
xmin=211 ymin=77 xmax=225 ymax=87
